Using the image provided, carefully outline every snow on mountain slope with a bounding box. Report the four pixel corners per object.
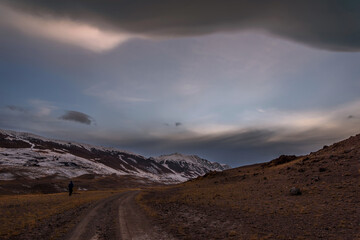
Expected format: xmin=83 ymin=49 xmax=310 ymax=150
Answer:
xmin=152 ymin=153 xmax=230 ymax=179
xmin=0 ymin=148 xmax=121 ymax=179
xmin=0 ymin=129 xmax=229 ymax=183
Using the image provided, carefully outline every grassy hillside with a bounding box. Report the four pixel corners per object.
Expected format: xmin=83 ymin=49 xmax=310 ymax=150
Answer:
xmin=140 ymin=135 xmax=360 ymax=239
xmin=0 ymin=190 xmax=126 ymax=239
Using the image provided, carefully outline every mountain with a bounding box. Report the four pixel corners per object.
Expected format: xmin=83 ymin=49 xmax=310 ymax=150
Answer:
xmin=0 ymin=129 xmax=229 ymax=185
xmin=152 ymin=153 xmax=229 ymax=179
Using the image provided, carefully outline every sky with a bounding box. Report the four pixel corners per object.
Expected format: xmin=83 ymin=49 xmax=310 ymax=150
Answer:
xmin=1 ymin=0 xmax=360 ymax=166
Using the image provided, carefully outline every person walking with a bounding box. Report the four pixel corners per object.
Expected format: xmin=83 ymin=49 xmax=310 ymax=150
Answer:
xmin=68 ymin=181 xmax=74 ymax=196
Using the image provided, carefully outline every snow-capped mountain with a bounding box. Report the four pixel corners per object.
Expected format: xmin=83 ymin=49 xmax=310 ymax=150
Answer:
xmin=0 ymin=129 xmax=229 ymax=183
xmin=152 ymin=153 xmax=229 ymax=179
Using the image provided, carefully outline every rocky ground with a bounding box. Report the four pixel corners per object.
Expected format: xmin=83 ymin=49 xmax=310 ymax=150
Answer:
xmin=141 ymin=134 xmax=360 ymax=239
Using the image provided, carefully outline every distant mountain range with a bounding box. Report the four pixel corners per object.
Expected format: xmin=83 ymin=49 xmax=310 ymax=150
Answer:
xmin=0 ymin=129 xmax=229 ymax=184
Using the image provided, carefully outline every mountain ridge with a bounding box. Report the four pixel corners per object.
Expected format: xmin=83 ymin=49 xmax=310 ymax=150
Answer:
xmin=0 ymin=129 xmax=229 ymax=186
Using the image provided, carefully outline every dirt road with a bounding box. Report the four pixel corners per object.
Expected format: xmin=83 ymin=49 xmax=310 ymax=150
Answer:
xmin=63 ymin=190 xmax=174 ymax=240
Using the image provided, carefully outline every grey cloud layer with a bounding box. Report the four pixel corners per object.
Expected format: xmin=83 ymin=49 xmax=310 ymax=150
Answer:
xmin=59 ymin=111 xmax=93 ymax=125
xmin=5 ymin=0 xmax=360 ymax=51
xmin=92 ymin=127 xmax=350 ymax=166
xmin=1 ymin=104 xmax=358 ymax=166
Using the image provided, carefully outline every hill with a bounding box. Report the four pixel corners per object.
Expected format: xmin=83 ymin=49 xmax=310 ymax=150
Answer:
xmin=140 ymin=133 xmax=360 ymax=239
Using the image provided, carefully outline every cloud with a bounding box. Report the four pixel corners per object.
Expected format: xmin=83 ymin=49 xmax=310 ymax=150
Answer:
xmin=176 ymin=82 xmax=202 ymax=96
xmin=1 ymin=102 xmax=360 ymax=166
xmin=6 ymin=105 xmax=26 ymax=112
xmin=116 ymin=100 xmax=360 ymax=165
xmin=0 ymin=4 xmax=140 ymax=52
xmin=3 ymin=100 xmax=57 ymax=118
xmin=28 ymin=99 xmax=57 ymax=117
xmin=84 ymin=85 xmax=153 ymax=104
xmin=4 ymin=1 xmax=360 ymax=51
xmin=93 ymin=125 xmax=347 ymax=167
xmin=175 ymin=122 xmax=182 ymax=127
xmin=120 ymin=97 xmax=153 ymax=103
xmin=59 ymin=111 xmax=94 ymax=125
xmin=2 ymin=98 xmax=360 ymax=167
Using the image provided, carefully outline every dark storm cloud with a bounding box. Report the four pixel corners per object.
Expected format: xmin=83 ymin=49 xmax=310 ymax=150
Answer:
xmin=104 ymin=127 xmax=346 ymax=166
xmin=59 ymin=111 xmax=93 ymax=125
xmin=4 ymin=0 xmax=360 ymax=51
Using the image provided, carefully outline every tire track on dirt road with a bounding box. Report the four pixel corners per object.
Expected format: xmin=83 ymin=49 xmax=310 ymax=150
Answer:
xmin=64 ymin=190 xmax=175 ymax=240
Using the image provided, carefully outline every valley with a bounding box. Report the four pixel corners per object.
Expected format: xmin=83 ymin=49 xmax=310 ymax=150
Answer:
xmin=0 ymin=129 xmax=359 ymax=239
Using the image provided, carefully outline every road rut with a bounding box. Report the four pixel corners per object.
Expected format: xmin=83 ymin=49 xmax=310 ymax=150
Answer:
xmin=64 ymin=190 xmax=174 ymax=240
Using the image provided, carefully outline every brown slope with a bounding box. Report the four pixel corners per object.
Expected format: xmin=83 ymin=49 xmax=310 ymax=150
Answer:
xmin=140 ymin=134 xmax=360 ymax=240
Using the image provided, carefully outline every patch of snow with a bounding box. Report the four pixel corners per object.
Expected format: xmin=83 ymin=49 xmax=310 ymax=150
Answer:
xmin=145 ymin=166 xmax=159 ymax=174
xmin=21 ymin=139 xmax=35 ymax=149
xmin=127 ymin=158 xmax=138 ymax=164
xmin=150 ymin=162 xmax=162 ymax=171
xmin=0 ymin=147 xmax=128 ymax=179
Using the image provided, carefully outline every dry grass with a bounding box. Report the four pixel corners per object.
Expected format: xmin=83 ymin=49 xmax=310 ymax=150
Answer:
xmin=136 ymin=188 xmax=164 ymax=218
xmin=0 ymin=189 xmax=126 ymax=239
xmin=139 ymin=147 xmax=360 ymax=239
xmin=145 ymin=160 xmax=357 ymax=217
